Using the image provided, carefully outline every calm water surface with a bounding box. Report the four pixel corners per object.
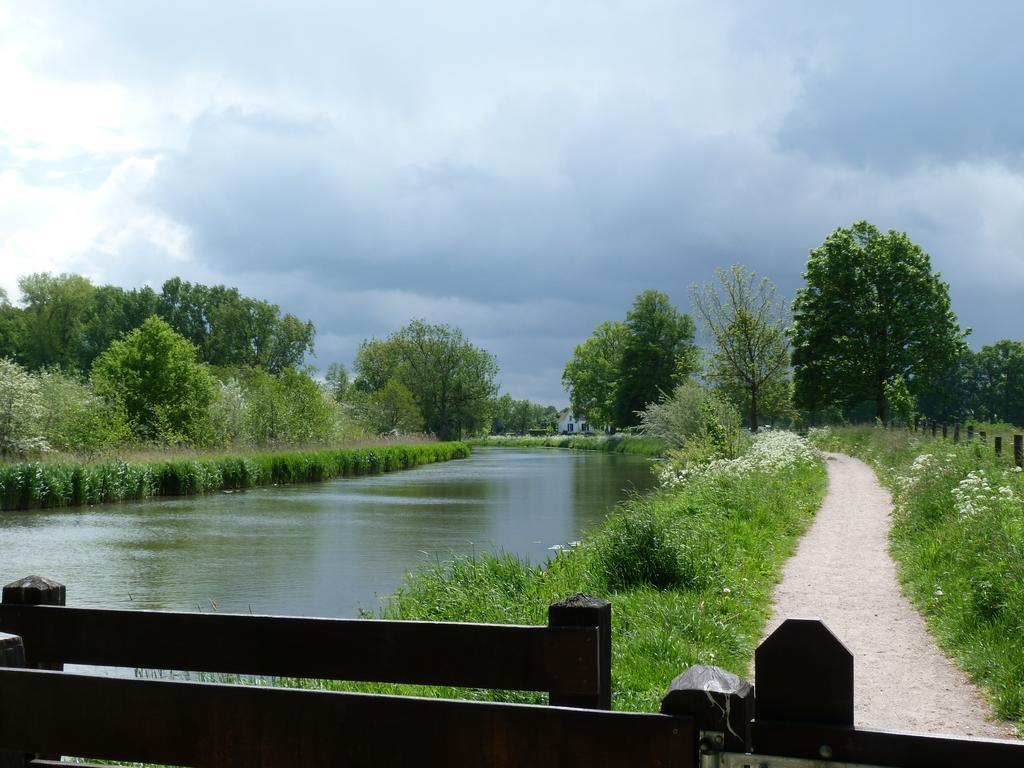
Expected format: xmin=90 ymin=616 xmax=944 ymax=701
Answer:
xmin=0 ymin=448 xmax=654 ymax=617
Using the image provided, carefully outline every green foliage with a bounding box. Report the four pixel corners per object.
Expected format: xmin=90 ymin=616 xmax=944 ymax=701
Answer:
xmin=883 ymin=374 xmax=915 ymax=425
xmin=638 ymin=380 xmax=741 ymax=455
xmin=361 ymin=436 xmax=826 ymax=711
xmin=347 ymin=378 xmax=424 ymax=435
xmin=489 ymin=394 xmax=557 ymax=435
xmin=354 ymin=320 xmax=498 ymax=440
xmin=563 ymin=291 xmax=698 ymax=431
xmin=0 ymin=357 xmax=47 ymax=456
xmin=807 ymin=425 xmax=1024 ymax=727
xmin=17 ymin=272 xmax=96 ymax=371
xmin=325 ymin=362 xmax=350 ymax=401
xmin=792 ymin=221 xmax=966 ymax=421
xmin=91 ymin=316 xmax=217 ymax=445
xmin=157 ymin=277 xmax=315 ymax=372
xmin=35 ymin=369 xmax=132 ymax=456
xmin=589 ymin=500 xmax=716 ymax=591
xmin=0 ymin=441 xmax=470 ymax=511
xmin=920 ymin=340 xmax=1024 ymax=426
xmin=690 ymin=266 xmax=791 ymax=432
xmin=614 ymin=290 xmax=699 ymax=428
xmin=469 ymin=434 xmax=666 ymax=457
xmin=243 ymin=367 xmax=334 ymax=447
xmin=562 ymin=320 xmax=628 ymax=430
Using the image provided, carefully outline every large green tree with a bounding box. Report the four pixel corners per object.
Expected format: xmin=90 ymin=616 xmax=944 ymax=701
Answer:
xmin=91 ymin=316 xmax=216 ymax=444
xmin=792 ymin=221 xmax=966 ymax=421
xmin=561 ymin=320 xmax=628 ymax=430
xmin=690 ymin=266 xmax=791 ymax=432
xmin=967 ymin=340 xmax=1024 ymax=425
xmin=354 ymin=320 xmax=498 ymax=440
xmin=18 ymin=273 xmax=96 ymax=371
xmin=614 ymin=290 xmax=698 ymax=428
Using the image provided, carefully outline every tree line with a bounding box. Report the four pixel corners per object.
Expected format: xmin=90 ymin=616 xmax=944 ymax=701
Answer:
xmin=0 ymin=274 xmax=554 ymax=456
xmin=564 ymin=220 xmax=1023 ymax=432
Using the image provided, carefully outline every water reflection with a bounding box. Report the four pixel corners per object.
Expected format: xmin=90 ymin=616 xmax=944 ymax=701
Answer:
xmin=0 ymin=448 xmax=654 ymax=617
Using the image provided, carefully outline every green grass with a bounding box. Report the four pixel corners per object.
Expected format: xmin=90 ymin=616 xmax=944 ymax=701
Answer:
xmin=270 ymin=437 xmax=826 ymax=712
xmin=809 ymin=424 xmax=1024 ymax=729
xmin=0 ymin=442 xmax=470 ymax=511
xmin=468 ymin=434 xmax=666 ymax=457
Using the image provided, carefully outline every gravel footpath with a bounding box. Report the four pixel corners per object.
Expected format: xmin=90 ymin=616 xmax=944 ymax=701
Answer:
xmin=760 ymin=452 xmax=1016 ymax=738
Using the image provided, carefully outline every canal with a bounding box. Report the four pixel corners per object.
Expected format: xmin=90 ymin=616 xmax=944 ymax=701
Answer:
xmin=0 ymin=448 xmax=655 ymax=617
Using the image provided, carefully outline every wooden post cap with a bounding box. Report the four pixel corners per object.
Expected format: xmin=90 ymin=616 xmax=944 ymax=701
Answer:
xmin=755 ymin=619 xmax=853 ymax=727
xmin=661 ymin=665 xmax=752 ymax=751
xmin=2 ymin=576 xmax=66 ymax=606
xmin=0 ymin=632 xmax=25 ymax=669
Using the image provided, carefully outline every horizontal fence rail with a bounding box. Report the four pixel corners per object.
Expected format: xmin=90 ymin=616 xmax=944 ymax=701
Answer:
xmin=0 ymin=667 xmax=695 ymax=768
xmin=0 ymin=604 xmax=598 ymax=695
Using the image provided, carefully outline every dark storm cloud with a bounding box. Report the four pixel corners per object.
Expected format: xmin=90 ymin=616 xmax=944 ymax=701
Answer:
xmin=5 ymin=1 xmax=1024 ymax=404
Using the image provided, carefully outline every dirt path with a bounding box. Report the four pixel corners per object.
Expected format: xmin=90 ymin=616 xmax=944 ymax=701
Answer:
xmin=760 ymin=452 xmax=1016 ymax=738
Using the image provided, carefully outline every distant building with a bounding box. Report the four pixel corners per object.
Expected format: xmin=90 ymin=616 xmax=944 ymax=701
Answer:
xmin=556 ymin=409 xmax=599 ymax=435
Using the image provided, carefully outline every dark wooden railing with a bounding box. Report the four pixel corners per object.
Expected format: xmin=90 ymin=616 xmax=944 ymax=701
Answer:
xmin=1 ymin=576 xmax=1022 ymax=767
xmin=0 ymin=576 xmax=610 ymax=708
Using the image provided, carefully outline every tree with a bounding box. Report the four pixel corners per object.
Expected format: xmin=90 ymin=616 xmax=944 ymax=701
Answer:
xmin=18 ymin=273 xmax=96 ymax=371
xmin=792 ymin=221 xmax=966 ymax=422
xmin=325 ymin=362 xmax=350 ymax=401
xmin=91 ymin=316 xmax=216 ymax=445
xmin=967 ymin=340 xmax=1024 ymax=425
xmin=690 ymin=266 xmax=791 ymax=432
xmin=0 ymin=288 xmax=23 ymax=361
xmin=562 ymin=321 xmax=628 ymax=430
xmin=354 ymin=320 xmax=498 ymax=440
xmin=0 ymin=358 xmax=47 ymax=456
xmin=614 ymin=290 xmax=698 ymax=428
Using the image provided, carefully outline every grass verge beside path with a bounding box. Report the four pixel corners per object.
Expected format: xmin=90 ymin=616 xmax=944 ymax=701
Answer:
xmin=809 ymin=425 xmax=1024 ymax=729
xmin=0 ymin=442 xmax=470 ymax=511
xmin=469 ymin=434 xmax=666 ymax=457
xmin=296 ymin=432 xmax=825 ymax=712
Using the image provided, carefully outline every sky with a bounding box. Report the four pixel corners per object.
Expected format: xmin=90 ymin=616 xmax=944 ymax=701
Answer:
xmin=1 ymin=1 xmax=1022 ymax=405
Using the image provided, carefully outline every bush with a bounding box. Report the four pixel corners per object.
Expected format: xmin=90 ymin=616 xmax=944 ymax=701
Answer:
xmin=588 ymin=501 xmax=714 ymax=591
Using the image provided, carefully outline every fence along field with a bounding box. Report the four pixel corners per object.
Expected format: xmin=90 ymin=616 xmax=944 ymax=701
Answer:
xmin=0 ymin=576 xmax=1021 ymax=767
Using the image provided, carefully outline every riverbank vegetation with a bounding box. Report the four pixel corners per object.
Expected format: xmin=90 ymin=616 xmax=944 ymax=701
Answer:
xmin=808 ymin=425 xmax=1024 ymax=727
xmin=468 ymin=434 xmax=665 ymax=457
xmin=311 ymin=431 xmax=825 ymax=711
xmin=0 ymin=441 xmax=470 ymax=511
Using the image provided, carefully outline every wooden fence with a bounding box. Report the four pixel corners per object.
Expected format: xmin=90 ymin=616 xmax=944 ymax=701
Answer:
xmin=0 ymin=576 xmax=1022 ymax=767
xmin=913 ymin=419 xmax=1024 ymax=466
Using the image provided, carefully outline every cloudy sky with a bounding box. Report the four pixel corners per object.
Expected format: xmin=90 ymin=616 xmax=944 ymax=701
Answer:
xmin=2 ymin=2 xmax=1022 ymax=404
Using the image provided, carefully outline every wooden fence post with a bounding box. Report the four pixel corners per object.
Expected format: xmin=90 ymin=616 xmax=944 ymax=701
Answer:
xmin=2 ymin=576 xmax=65 ymax=672
xmin=979 ymin=430 xmax=986 ymax=443
xmin=995 ymin=436 xmax=1003 ymax=457
xmin=931 ymin=422 xmax=937 ymax=438
xmin=0 ymin=633 xmax=26 ymax=768
xmin=1015 ymin=435 xmax=1023 ymax=468
xmin=954 ymin=423 xmax=961 ymax=443
xmin=755 ymin=619 xmax=854 ymax=726
xmin=547 ymin=594 xmax=611 ymax=710
xmin=661 ymin=665 xmax=752 ymax=758
xmin=942 ymin=424 xmax=948 ymax=439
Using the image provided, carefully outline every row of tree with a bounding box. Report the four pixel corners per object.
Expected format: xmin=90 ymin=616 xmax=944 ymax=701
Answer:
xmin=0 ymin=274 xmax=315 ymax=374
xmin=564 ymin=221 xmax=1021 ymax=431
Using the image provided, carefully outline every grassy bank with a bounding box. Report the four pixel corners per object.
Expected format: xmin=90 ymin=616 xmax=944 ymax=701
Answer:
xmin=809 ymin=425 xmax=1024 ymax=728
xmin=0 ymin=441 xmax=470 ymax=511
xmin=291 ymin=432 xmax=824 ymax=711
xmin=468 ymin=434 xmax=666 ymax=458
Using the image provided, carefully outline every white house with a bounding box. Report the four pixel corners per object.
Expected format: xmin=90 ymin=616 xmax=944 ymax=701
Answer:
xmin=556 ymin=410 xmax=598 ymax=435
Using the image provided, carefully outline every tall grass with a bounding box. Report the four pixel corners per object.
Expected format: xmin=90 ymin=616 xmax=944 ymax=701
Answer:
xmin=0 ymin=442 xmax=470 ymax=511
xmin=469 ymin=434 xmax=666 ymax=457
xmin=809 ymin=424 xmax=1024 ymax=728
